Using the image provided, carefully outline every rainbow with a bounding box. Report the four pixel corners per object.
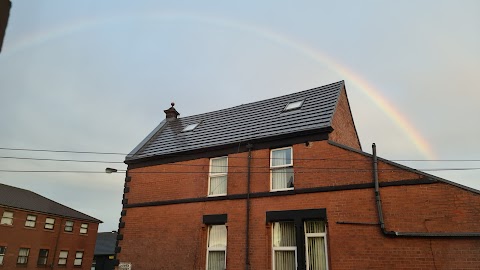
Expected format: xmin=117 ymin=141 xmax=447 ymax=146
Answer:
xmin=2 ymin=11 xmax=436 ymax=159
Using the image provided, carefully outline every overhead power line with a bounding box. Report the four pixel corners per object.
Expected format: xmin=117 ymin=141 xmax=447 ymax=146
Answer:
xmin=1 ymin=167 xmax=480 ymax=174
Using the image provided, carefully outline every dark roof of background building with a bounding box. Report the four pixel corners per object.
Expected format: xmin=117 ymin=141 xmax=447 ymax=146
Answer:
xmin=127 ymin=80 xmax=344 ymax=162
xmin=0 ymin=183 xmax=101 ymax=223
xmin=94 ymin=232 xmax=117 ymax=255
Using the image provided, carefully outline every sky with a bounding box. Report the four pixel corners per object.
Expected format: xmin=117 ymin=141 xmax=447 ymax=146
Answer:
xmin=0 ymin=1 xmax=479 ymax=232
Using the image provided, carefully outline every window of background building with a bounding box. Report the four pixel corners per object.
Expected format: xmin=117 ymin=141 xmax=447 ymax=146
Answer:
xmin=74 ymin=251 xmax=83 ymax=266
xmin=272 ymin=222 xmax=296 ymax=269
xmin=58 ymin=251 xmax=68 ymax=265
xmin=0 ymin=246 xmax=6 ymax=265
xmin=1 ymin=211 xmax=13 ymax=225
xmin=64 ymin=221 xmax=74 ymax=232
xmin=17 ymin=248 xmax=29 ymax=265
xmin=80 ymin=223 xmax=88 ymax=234
xmin=45 ymin=218 xmax=55 ymax=230
xmin=37 ymin=249 xmax=48 ymax=266
xmin=270 ymin=147 xmax=294 ymax=191
xmin=206 ymin=224 xmax=227 ymax=270
xmin=208 ymin=156 xmax=228 ymax=196
xmin=25 ymin=215 xmax=36 ymax=228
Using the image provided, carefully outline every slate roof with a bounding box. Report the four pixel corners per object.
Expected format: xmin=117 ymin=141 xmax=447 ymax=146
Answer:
xmin=127 ymin=81 xmax=344 ymax=162
xmin=0 ymin=183 xmax=101 ymax=223
xmin=94 ymin=232 xmax=117 ymax=255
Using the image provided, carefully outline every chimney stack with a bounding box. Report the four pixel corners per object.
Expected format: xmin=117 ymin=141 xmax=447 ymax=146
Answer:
xmin=164 ymin=102 xmax=180 ymax=120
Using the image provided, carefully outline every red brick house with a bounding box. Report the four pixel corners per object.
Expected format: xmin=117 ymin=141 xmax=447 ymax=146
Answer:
xmin=0 ymin=183 xmax=101 ymax=269
xmin=116 ymin=81 xmax=480 ymax=269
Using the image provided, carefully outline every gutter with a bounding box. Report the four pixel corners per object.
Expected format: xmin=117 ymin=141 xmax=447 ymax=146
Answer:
xmin=371 ymin=143 xmax=480 ymax=238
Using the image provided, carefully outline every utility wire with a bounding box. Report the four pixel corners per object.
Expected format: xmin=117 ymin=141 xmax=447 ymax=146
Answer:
xmin=1 ymin=147 xmax=480 ymax=162
xmin=1 ymin=168 xmax=480 ymax=174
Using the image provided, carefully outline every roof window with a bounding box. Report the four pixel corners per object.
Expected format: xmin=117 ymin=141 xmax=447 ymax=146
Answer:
xmin=182 ymin=123 xmax=199 ymax=132
xmin=283 ymin=100 xmax=304 ymax=112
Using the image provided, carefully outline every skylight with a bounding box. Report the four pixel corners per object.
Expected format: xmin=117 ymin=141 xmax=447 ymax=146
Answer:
xmin=182 ymin=123 xmax=199 ymax=132
xmin=283 ymin=100 xmax=304 ymax=112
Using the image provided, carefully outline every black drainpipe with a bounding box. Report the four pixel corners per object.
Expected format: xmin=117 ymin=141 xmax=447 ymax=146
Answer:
xmin=372 ymin=143 xmax=480 ymax=237
xmin=51 ymin=216 xmax=64 ymax=269
xmin=245 ymin=143 xmax=253 ymax=270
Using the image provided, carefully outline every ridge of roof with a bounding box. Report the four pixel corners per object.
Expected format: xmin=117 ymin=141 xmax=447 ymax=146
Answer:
xmin=328 ymin=141 xmax=480 ymax=195
xmin=0 ymin=183 xmax=102 ymax=223
xmin=127 ymin=81 xmax=345 ymax=163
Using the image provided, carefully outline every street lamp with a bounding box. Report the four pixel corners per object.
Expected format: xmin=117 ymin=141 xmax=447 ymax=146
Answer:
xmin=105 ymin=167 xmax=118 ymax=174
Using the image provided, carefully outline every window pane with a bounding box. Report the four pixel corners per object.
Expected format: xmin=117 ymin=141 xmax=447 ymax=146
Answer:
xmin=0 ymin=256 xmax=3 ymax=265
xmin=74 ymin=258 xmax=83 ymax=265
xmin=272 ymin=148 xmax=292 ymax=166
xmin=209 ymin=175 xmax=227 ymax=195
xmin=273 ymin=222 xmax=296 ymax=247
xmin=274 ymin=250 xmax=296 ymax=270
xmin=1 ymin=211 xmax=13 ymax=225
xmin=207 ymin=251 xmax=225 ymax=270
xmin=307 ymin=237 xmax=327 ymax=270
xmin=305 ymin=221 xmax=325 ymax=233
xmin=272 ymin=168 xmax=294 ymax=190
xmin=208 ymin=225 xmax=227 ymax=248
xmin=211 ymin=157 xmax=227 ymax=174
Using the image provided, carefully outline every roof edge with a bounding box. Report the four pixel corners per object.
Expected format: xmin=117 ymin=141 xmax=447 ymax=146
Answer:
xmin=125 ymin=119 xmax=167 ymax=161
xmin=328 ymin=140 xmax=480 ymax=195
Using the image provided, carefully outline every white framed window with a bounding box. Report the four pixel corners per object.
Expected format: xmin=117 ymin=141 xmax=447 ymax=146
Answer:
xmin=58 ymin=250 xmax=68 ymax=265
xmin=270 ymin=147 xmax=294 ymax=191
xmin=305 ymin=221 xmax=328 ymax=270
xmin=74 ymin=251 xmax=84 ymax=266
xmin=37 ymin=249 xmax=48 ymax=266
xmin=272 ymin=222 xmax=297 ymax=270
xmin=1 ymin=211 xmax=13 ymax=225
xmin=17 ymin=248 xmax=29 ymax=265
xmin=64 ymin=221 xmax=74 ymax=232
xmin=208 ymin=157 xmax=228 ymax=196
xmin=80 ymin=223 xmax=88 ymax=234
xmin=206 ymin=225 xmax=227 ymax=270
xmin=0 ymin=246 xmax=6 ymax=265
xmin=45 ymin=218 xmax=55 ymax=230
xmin=25 ymin=215 xmax=36 ymax=228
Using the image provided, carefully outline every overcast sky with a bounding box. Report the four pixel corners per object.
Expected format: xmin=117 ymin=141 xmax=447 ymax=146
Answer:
xmin=1 ymin=1 xmax=479 ymax=232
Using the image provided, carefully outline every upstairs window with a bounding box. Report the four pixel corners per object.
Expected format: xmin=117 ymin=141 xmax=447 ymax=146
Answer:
xmin=283 ymin=100 xmax=304 ymax=112
xmin=74 ymin=251 xmax=84 ymax=266
xmin=0 ymin=246 xmax=6 ymax=265
xmin=1 ymin=211 xmax=13 ymax=225
xmin=37 ymin=249 xmax=49 ymax=266
xmin=206 ymin=225 xmax=227 ymax=270
xmin=208 ymin=157 xmax=228 ymax=196
xmin=45 ymin=218 xmax=55 ymax=230
xmin=64 ymin=221 xmax=74 ymax=232
xmin=17 ymin=248 xmax=29 ymax=265
xmin=80 ymin=223 xmax=88 ymax=234
xmin=25 ymin=215 xmax=37 ymax=228
xmin=58 ymin=250 xmax=68 ymax=266
xmin=270 ymin=147 xmax=294 ymax=191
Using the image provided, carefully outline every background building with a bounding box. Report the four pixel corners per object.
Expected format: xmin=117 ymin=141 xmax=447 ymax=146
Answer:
xmin=0 ymin=183 xmax=101 ymax=269
xmin=92 ymin=231 xmax=117 ymax=270
xmin=116 ymin=81 xmax=480 ymax=269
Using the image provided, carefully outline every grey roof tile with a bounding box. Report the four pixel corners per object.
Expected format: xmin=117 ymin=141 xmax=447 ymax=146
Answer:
xmin=127 ymin=81 xmax=344 ymax=161
xmin=0 ymin=183 xmax=101 ymax=223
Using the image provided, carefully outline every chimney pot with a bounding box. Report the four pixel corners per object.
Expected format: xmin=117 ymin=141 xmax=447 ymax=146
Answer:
xmin=164 ymin=102 xmax=180 ymax=120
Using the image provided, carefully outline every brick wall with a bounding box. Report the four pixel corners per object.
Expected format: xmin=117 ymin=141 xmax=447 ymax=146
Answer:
xmin=118 ymin=141 xmax=480 ymax=269
xmin=0 ymin=207 xmax=98 ymax=269
xmin=329 ymin=87 xmax=362 ymax=150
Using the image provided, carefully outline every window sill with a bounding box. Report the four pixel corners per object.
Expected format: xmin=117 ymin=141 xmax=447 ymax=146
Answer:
xmin=207 ymin=194 xmax=227 ymax=198
xmin=270 ymin=188 xmax=294 ymax=192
